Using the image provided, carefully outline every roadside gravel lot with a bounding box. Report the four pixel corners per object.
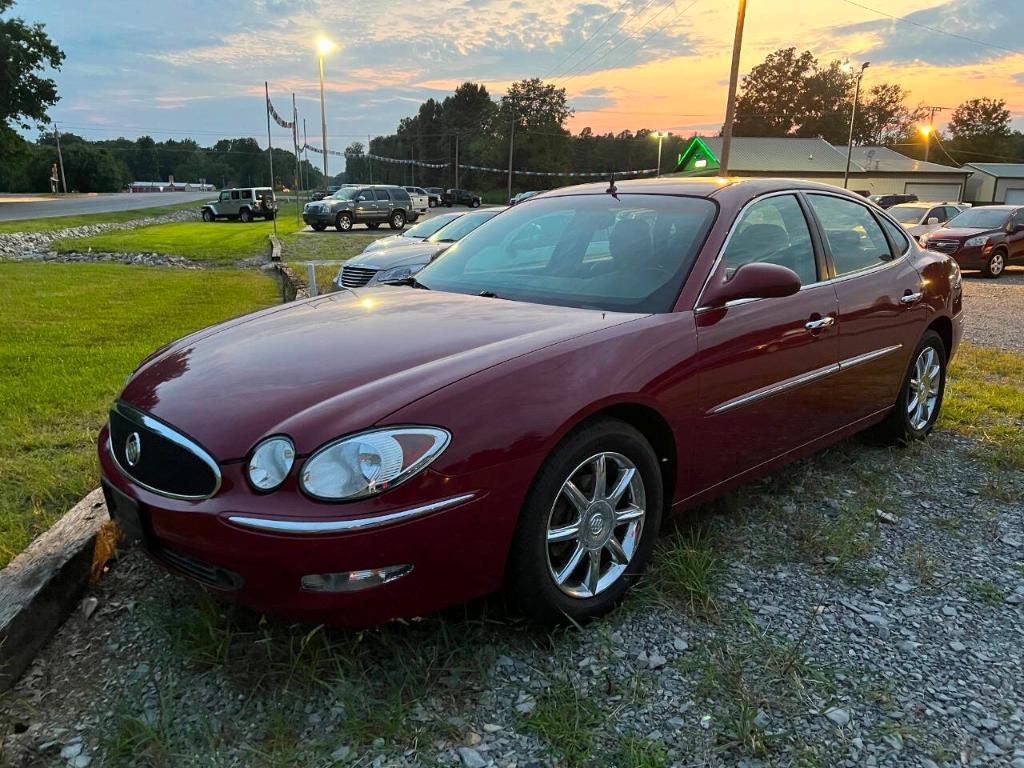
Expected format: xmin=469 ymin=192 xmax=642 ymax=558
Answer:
xmin=961 ymin=269 xmax=1024 ymax=351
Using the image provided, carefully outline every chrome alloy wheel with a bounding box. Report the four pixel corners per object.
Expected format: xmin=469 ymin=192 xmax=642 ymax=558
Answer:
xmin=908 ymin=346 xmax=941 ymax=430
xmin=546 ymin=452 xmax=646 ymax=599
xmin=989 ymin=251 xmax=1005 ymax=276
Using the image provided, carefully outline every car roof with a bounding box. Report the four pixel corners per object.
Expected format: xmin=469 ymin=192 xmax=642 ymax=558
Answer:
xmin=531 ymin=176 xmax=871 ymax=203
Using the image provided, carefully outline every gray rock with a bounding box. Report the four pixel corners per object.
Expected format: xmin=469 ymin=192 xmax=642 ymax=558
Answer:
xmin=330 ymin=745 xmax=351 ymax=761
xmin=60 ymin=742 xmax=83 ymax=760
xmin=458 ymin=747 xmax=487 ymax=768
xmin=825 ymin=708 xmax=851 ymax=727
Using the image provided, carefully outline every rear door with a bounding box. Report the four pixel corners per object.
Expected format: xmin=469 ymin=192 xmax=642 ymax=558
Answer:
xmin=694 ymin=192 xmax=841 ymax=491
xmin=373 ymin=189 xmax=392 ymax=221
xmin=804 ymin=193 xmax=925 ymax=424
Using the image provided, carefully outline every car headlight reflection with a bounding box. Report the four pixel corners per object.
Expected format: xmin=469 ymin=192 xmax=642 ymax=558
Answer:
xmin=372 ymin=264 xmax=425 ymax=284
xmin=248 ymin=436 xmax=295 ymax=491
xmin=300 ymin=427 xmax=450 ymax=501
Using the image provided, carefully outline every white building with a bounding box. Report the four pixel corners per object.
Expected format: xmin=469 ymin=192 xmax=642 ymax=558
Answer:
xmin=963 ymin=164 xmax=1024 ymax=205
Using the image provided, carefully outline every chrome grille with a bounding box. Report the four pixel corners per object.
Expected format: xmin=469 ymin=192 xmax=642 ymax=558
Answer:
xmin=927 ymin=239 xmax=959 ymax=254
xmin=340 ymin=265 xmax=378 ymax=288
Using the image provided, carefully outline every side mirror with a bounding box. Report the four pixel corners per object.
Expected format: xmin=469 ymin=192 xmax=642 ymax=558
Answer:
xmin=700 ymin=262 xmax=802 ymax=309
xmin=927 ymin=217 xmax=939 ymax=225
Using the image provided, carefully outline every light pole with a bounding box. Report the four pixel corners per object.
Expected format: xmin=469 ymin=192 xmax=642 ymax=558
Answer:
xmin=842 ymin=60 xmax=869 ymax=189
xmin=719 ymin=0 xmax=747 ymax=177
xmin=651 ymin=131 xmax=665 ymax=177
xmin=316 ymin=37 xmax=334 ymax=187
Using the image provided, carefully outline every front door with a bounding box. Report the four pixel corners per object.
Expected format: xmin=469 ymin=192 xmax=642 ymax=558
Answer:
xmin=804 ymin=193 xmax=926 ymax=422
xmin=354 ymin=189 xmax=378 ymax=222
xmin=694 ymin=193 xmax=841 ymax=492
xmin=1009 ymin=209 xmax=1024 ymax=264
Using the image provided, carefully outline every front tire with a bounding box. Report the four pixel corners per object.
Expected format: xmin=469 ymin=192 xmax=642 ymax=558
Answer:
xmin=389 ymin=210 xmax=406 ymax=230
xmin=335 ymin=212 xmax=353 ymax=232
xmin=506 ymin=418 xmax=663 ymax=624
xmin=982 ymin=248 xmax=1006 ymax=279
xmin=872 ymin=330 xmax=947 ymax=443
xmin=471 ymin=199 xmax=481 ymax=208
xmin=201 ymin=209 xmax=214 ymax=223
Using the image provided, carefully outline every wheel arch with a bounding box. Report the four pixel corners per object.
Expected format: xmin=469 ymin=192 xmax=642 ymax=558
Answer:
xmin=927 ymin=315 xmax=953 ymax=357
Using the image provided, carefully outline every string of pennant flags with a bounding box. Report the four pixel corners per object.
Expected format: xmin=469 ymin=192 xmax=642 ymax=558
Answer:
xmin=267 ymin=97 xmax=294 ymax=130
xmin=299 ymin=144 xmax=657 ymax=177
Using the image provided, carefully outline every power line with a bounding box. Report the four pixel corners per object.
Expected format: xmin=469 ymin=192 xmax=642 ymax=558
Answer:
xmin=539 ymin=0 xmax=634 ymax=80
xmin=838 ymin=0 xmax=1024 ymax=57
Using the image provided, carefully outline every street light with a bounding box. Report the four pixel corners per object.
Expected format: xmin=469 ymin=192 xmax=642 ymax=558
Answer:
xmin=315 ymin=37 xmax=335 ymax=187
xmin=651 ymin=131 xmax=666 ymax=177
xmin=842 ymin=60 xmax=870 ymax=189
xmin=919 ymin=124 xmax=933 ymax=162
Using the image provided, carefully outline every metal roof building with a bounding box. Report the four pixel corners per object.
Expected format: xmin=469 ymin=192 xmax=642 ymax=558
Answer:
xmin=673 ymin=136 xmax=971 ymax=202
xmin=963 ymin=163 xmax=1024 ymax=204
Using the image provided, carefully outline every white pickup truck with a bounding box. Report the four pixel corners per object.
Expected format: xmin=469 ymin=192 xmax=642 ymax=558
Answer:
xmin=403 ymin=186 xmax=430 ymax=216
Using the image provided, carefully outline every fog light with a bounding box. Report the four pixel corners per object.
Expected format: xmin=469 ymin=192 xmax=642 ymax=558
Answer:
xmin=301 ymin=564 xmax=412 ymax=593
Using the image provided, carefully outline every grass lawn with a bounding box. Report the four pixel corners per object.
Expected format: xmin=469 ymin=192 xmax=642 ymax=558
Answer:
xmin=0 ymin=200 xmax=202 ymax=234
xmin=282 ymin=228 xmax=386 ymax=294
xmin=53 ymin=203 xmax=305 ymax=265
xmin=0 ymin=262 xmax=279 ymax=568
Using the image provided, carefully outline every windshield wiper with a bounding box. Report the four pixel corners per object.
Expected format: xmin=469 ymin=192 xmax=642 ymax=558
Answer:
xmin=381 ymin=275 xmax=430 ymax=289
xmin=477 ymin=290 xmax=502 ymax=298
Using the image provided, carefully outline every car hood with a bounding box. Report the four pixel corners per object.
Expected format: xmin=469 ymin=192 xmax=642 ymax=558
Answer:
xmin=120 ymin=288 xmax=643 ymax=460
xmin=348 ymin=242 xmax=450 ymax=269
xmin=929 ymin=226 xmax=995 ymax=239
xmin=362 ymin=234 xmax=420 ymax=253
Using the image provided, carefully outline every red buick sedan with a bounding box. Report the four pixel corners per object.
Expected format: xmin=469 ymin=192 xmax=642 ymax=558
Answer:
xmin=99 ymin=178 xmax=964 ymax=625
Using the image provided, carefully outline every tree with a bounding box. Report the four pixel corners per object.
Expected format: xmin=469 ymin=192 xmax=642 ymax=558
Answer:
xmin=732 ymin=48 xmax=820 ymax=137
xmin=0 ymin=0 xmax=64 ymax=151
xmin=796 ymin=60 xmax=855 ymax=144
xmin=856 ymin=84 xmax=927 ymax=146
xmin=948 ymin=98 xmax=1011 ymax=141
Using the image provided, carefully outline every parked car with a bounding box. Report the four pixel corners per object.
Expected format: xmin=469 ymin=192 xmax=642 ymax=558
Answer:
xmin=302 ymin=185 xmax=417 ymax=231
xmin=921 ymin=204 xmax=1024 ymax=278
xmin=100 ymin=178 xmax=962 ymax=626
xmin=403 ymin=187 xmax=430 ymax=215
xmin=359 ymin=212 xmax=464 ymax=255
xmin=424 ymin=187 xmax=444 ymax=207
xmin=335 ymin=207 xmax=506 ymax=288
xmin=868 ymin=193 xmax=918 ymax=209
xmin=444 ymin=188 xmax=481 ymax=207
xmin=887 ymin=203 xmax=966 ymax=239
xmin=201 ymin=188 xmax=277 ymax=223
xmin=510 ymin=190 xmax=541 ymax=206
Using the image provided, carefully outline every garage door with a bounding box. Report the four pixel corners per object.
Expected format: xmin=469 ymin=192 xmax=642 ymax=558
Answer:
xmin=1005 ymin=188 xmax=1024 ymax=204
xmin=904 ymin=183 xmax=961 ymax=202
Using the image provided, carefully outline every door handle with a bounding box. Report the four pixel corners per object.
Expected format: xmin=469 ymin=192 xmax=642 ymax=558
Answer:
xmin=900 ymin=291 xmax=923 ymax=305
xmin=805 ymin=316 xmax=835 ymax=331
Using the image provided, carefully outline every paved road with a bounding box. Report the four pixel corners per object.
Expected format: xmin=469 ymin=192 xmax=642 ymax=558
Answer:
xmin=0 ymin=192 xmax=212 ymax=221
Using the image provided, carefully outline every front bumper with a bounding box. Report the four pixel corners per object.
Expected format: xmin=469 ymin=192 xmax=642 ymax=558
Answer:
xmin=98 ymin=424 xmax=524 ymax=624
xmin=303 ymin=210 xmax=333 ymax=226
xmin=951 ymin=245 xmax=988 ymax=269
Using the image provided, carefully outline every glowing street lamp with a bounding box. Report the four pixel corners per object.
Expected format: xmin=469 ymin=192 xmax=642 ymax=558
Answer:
xmin=919 ymin=124 xmax=934 ymax=161
xmin=651 ymin=131 xmax=666 ymax=177
xmin=316 ymin=37 xmax=335 ymax=185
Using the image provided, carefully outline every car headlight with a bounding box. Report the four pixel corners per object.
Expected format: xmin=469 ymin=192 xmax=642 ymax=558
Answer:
xmin=300 ymin=427 xmax=450 ymax=501
xmin=248 ymin=436 xmax=295 ymax=491
xmin=965 ymin=235 xmax=989 ymax=248
xmin=371 ymin=264 xmax=425 ymax=284
xmin=918 ymin=234 xmax=929 ymax=247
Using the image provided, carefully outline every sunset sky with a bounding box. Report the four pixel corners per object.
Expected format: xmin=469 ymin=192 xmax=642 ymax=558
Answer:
xmin=19 ymin=0 xmax=1024 ymax=160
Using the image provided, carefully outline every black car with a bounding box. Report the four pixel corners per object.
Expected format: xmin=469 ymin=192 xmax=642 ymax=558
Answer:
xmin=444 ymin=188 xmax=481 ymax=208
xmin=424 ymin=187 xmax=445 ymax=208
xmin=302 ymin=185 xmax=417 ymax=231
xmin=869 ymin=193 xmax=919 ymax=209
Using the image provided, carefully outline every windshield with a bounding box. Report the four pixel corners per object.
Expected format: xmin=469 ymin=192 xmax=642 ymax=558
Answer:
xmin=946 ymin=208 xmax=1009 ymax=229
xmin=416 ymin=194 xmax=718 ymax=313
xmin=330 ymin=188 xmax=359 ymax=200
xmin=426 ymin=209 xmax=502 ymax=243
xmin=888 ymin=206 xmax=925 ymax=223
xmin=403 ymin=213 xmax=462 ymax=238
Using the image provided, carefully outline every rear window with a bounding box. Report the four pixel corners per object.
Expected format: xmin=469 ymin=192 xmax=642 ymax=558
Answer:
xmin=417 ymin=194 xmax=718 ymax=313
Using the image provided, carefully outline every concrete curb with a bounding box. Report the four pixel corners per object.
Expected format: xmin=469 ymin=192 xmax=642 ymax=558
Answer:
xmin=0 ymin=488 xmax=107 ymax=693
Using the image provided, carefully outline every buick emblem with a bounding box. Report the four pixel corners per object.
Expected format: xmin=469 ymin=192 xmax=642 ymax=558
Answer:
xmin=125 ymin=432 xmax=142 ymax=467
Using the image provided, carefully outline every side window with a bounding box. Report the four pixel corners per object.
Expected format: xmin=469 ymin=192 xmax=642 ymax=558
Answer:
xmin=392 ymin=189 xmax=410 ymax=203
xmin=807 ymin=195 xmax=893 ymax=276
xmin=944 ymin=207 xmax=960 ymax=222
xmin=880 ymin=216 xmax=911 ymax=254
xmin=241 ymin=189 xmax=252 ymax=199
xmin=219 ymin=191 xmax=230 ymax=202
xmin=357 ymin=190 xmax=373 ymax=202
xmin=722 ymin=195 xmax=818 ymax=285
xmin=230 ymin=190 xmax=240 ymax=200
xmin=375 ymin=189 xmax=391 ymax=202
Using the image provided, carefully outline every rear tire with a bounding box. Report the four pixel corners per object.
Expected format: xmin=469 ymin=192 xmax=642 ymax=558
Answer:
xmin=981 ymin=248 xmax=1006 ymax=279
xmin=389 ymin=210 xmax=406 ymax=230
xmin=201 ymin=209 xmax=214 ymax=222
xmin=471 ymin=199 xmax=481 ymax=208
xmin=239 ymin=208 xmax=253 ymax=223
xmin=871 ymin=330 xmax=947 ymax=444
xmin=335 ymin=212 xmax=353 ymax=232
xmin=505 ymin=418 xmax=663 ymax=624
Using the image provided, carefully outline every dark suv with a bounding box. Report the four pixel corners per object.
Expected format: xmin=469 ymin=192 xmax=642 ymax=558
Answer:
xmin=922 ymin=205 xmax=1024 ymax=278
xmin=444 ymin=188 xmax=481 ymax=208
xmin=303 ymin=185 xmax=417 ymax=231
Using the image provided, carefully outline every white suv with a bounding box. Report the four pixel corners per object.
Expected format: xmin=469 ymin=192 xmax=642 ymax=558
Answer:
xmin=404 ymin=187 xmax=430 ymax=216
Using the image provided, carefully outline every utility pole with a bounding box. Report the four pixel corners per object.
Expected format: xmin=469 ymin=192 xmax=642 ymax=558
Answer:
xmin=54 ymin=123 xmax=67 ymax=193
xmin=719 ymin=0 xmax=747 ymax=176
xmin=368 ymin=134 xmax=373 ymax=184
xmin=842 ymin=61 xmax=869 ymax=189
xmin=455 ymin=133 xmax=460 ymax=189
xmin=292 ymin=92 xmax=301 ymax=223
xmin=507 ymin=104 xmax=516 ymax=202
xmin=302 ymin=119 xmax=309 ymax=192
xmin=316 ymin=38 xmax=334 ymax=186
xmin=921 ymin=106 xmax=946 ymax=162
xmin=264 ymin=82 xmax=278 ymax=237
xmin=410 ymin=141 xmax=415 ymax=186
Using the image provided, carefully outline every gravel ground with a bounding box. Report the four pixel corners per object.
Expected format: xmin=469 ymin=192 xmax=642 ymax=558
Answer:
xmin=1 ymin=430 xmax=1021 ymax=768
xmin=961 ymin=269 xmax=1024 ymax=351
